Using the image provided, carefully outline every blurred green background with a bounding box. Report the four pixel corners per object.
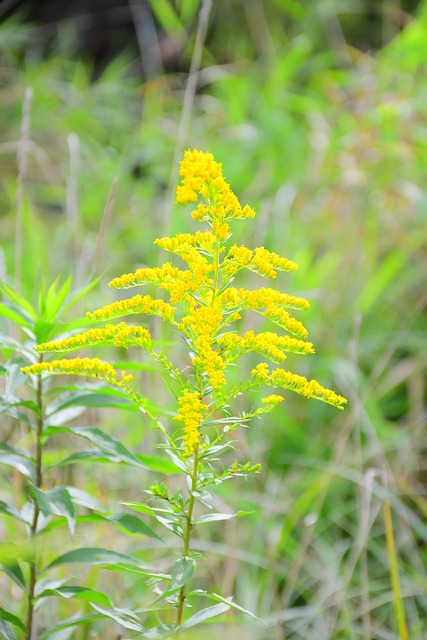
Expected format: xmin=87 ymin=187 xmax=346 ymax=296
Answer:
xmin=1 ymin=0 xmax=427 ymax=638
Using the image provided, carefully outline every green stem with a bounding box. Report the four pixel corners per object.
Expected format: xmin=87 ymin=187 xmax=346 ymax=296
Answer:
xmin=26 ymin=357 xmax=44 ymax=640
xmin=176 ymin=446 xmax=200 ymax=628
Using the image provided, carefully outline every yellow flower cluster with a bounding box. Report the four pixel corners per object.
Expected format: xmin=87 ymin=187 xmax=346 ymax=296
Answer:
xmin=251 ymin=363 xmax=347 ymax=409
xmin=218 ymin=330 xmax=314 ymax=363
xmin=87 ymin=294 xmax=175 ymax=323
xmin=176 ymin=149 xmax=255 ymax=223
xmin=261 ymin=395 xmax=284 ymax=407
xmin=22 ymin=149 xmax=346 ymax=435
xmin=109 ymin=263 xmax=198 ymax=305
xmin=174 ymin=388 xmax=206 ymax=456
xmin=21 ymin=358 xmax=134 ymax=394
xmin=218 ymin=287 xmax=309 ymax=338
xmin=34 ymin=323 xmax=152 ymax=353
xmin=250 ymin=247 xmax=298 ymax=279
xmin=222 ymin=245 xmax=253 ymax=278
xmin=179 ymin=305 xmax=226 ymax=390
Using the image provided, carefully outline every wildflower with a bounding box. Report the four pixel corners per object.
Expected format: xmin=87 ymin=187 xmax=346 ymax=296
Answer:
xmin=176 ymin=149 xmax=256 ymax=222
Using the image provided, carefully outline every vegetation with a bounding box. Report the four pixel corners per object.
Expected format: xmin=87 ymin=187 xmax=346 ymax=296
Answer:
xmin=0 ymin=1 xmax=426 ymax=638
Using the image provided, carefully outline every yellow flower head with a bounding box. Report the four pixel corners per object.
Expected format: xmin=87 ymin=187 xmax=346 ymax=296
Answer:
xmin=176 ymin=149 xmax=256 ymax=223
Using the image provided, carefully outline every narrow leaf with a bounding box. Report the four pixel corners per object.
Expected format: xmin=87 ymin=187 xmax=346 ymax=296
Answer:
xmin=209 ymin=593 xmax=263 ymax=622
xmin=43 ymin=547 xmax=156 ymax=574
xmin=194 ymin=512 xmax=242 ymax=525
xmin=0 ymin=501 xmax=30 ymax=524
xmin=171 ymin=557 xmax=196 ymax=591
xmin=0 ymin=283 xmax=36 ymax=318
xmin=0 ymin=609 xmax=26 ymax=634
xmin=31 ymin=487 xmax=76 ymax=536
xmin=180 ymin=603 xmax=230 ymax=630
xmin=36 ymin=585 xmax=113 ymax=607
xmin=0 ymin=452 xmax=35 ymax=481
xmin=89 ymin=604 xmax=143 ymax=632
xmin=0 ymin=619 xmax=17 ymax=640
xmin=0 ymin=303 xmax=32 ymax=329
xmin=0 ymin=562 xmax=27 ymax=592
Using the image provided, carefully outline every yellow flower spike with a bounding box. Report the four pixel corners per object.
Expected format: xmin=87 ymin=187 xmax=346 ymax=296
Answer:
xmin=34 ymin=323 xmax=152 ymax=353
xmin=87 ymin=294 xmax=175 ymax=324
xmin=21 ymin=357 xmax=135 ymax=396
xmin=176 ymin=149 xmax=256 ymax=223
xmin=268 ymin=368 xmax=347 ymax=410
xmin=218 ymin=330 xmax=314 ymax=364
xmin=250 ymin=247 xmax=298 ymax=278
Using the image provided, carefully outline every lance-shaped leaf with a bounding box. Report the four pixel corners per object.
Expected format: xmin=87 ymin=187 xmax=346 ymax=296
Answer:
xmin=180 ymin=603 xmax=230 ymax=630
xmin=0 ymin=618 xmax=17 ymax=640
xmin=35 ymin=584 xmax=113 ymax=607
xmin=42 ymin=547 xmax=169 ymax=580
xmin=170 ymin=557 xmax=196 ymax=591
xmin=194 ymin=511 xmax=248 ymax=525
xmin=0 ymin=501 xmax=30 ymax=524
xmin=30 ymin=487 xmax=76 ymax=536
xmin=0 ymin=609 xmax=26 ymax=635
xmin=0 ymin=445 xmax=35 ymax=481
xmin=4 ymin=358 xmax=28 ymax=399
xmin=0 ymin=562 xmax=27 ymax=592
xmin=0 ymin=303 xmax=32 ymax=330
xmin=45 ymin=388 xmax=138 ymax=420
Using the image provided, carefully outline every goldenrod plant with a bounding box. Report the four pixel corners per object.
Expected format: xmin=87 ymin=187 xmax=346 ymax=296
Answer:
xmin=21 ymin=150 xmax=346 ymax=636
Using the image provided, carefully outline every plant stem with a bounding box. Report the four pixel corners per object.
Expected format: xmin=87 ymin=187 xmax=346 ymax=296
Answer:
xmin=26 ymin=358 xmax=44 ymax=640
xmin=176 ymin=446 xmax=200 ymax=628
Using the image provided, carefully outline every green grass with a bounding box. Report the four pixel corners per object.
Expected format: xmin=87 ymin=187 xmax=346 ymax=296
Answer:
xmin=1 ymin=3 xmax=427 ymax=638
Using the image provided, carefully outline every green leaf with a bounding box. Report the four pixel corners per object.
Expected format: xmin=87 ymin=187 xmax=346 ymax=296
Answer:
xmin=170 ymin=557 xmax=196 ymax=591
xmin=0 ymin=562 xmax=27 ymax=592
xmin=180 ymin=603 xmax=230 ymax=630
xmin=4 ymin=358 xmax=28 ymax=398
xmin=0 ymin=609 xmax=26 ymax=634
xmin=147 ymin=0 xmax=187 ymax=42
xmin=0 ymin=400 xmax=35 ymax=428
xmin=0 ymin=334 xmax=35 ymax=358
xmin=31 ymin=487 xmax=76 ymax=536
xmin=194 ymin=512 xmax=245 ymax=525
xmin=0 ymin=500 xmax=29 ymax=524
xmin=89 ymin=604 xmax=143 ymax=632
xmin=108 ymin=513 xmax=162 ymax=540
xmin=0 ymin=446 xmax=35 ymax=481
xmin=0 ymin=542 xmax=35 ymax=564
xmin=47 ymin=426 xmax=145 ymax=467
xmin=0 ymin=619 xmax=17 ymax=640
xmin=42 ymin=277 xmax=72 ymax=322
xmin=164 ymin=448 xmax=189 ymax=473
xmin=61 ymin=275 xmax=102 ymax=315
xmin=43 ymin=547 xmax=160 ymax=576
xmin=65 ymin=487 xmax=106 ymax=512
xmin=38 ymin=613 xmax=104 ymax=639
xmin=0 ymin=303 xmax=32 ymax=329
xmin=36 ymin=585 xmax=113 ymax=607
xmin=208 ymin=593 xmax=263 ymax=622
xmin=0 ymin=283 xmax=36 ymax=318
xmin=45 ymin=389 xmax=137 ymax=416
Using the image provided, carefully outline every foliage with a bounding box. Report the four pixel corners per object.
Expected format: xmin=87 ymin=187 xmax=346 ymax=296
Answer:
xmin=1 ymin=1 xmax=427 ymax=638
